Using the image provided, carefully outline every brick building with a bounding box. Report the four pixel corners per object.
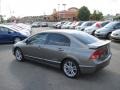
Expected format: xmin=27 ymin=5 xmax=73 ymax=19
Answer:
xmin=50 ymin=7 xmax=79 ymax=21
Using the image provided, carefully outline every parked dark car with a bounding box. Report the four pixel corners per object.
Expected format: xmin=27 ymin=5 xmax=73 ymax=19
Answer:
xmin=95 ymin=21 xmax=120 ymax=39
xmin=0 ymin=25 xmax=28 ymax=44
xmin=13 ymin=30 xmax=111 ymax=78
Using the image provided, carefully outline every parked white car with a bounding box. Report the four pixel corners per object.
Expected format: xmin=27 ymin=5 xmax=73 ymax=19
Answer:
xmin=61 ymin=22 xmax=72 ymax=29
xmin=75 ymin=21 xmax=95 ymax=31
xmin=69 ymin=21 xmax=81 ymax=29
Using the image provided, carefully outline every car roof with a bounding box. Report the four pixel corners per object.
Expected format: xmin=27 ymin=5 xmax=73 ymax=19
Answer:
xmin=39 ymin=29 xmax=87 ymax=35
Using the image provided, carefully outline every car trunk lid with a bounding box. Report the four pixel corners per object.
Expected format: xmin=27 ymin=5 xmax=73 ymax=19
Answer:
xmin=88 ymin=40 xmax=111 ymax=61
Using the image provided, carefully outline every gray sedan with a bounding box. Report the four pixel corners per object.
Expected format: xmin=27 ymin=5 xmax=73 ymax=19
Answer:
xmin=13 ymin=30 xmax=112 ymax=78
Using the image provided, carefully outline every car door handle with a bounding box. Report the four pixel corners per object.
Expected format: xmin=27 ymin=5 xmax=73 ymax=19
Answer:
xmin=58 ymin=48 xmax=64 ymax=51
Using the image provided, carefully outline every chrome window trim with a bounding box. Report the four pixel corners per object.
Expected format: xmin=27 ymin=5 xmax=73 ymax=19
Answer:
xmin=25 ymin=55 xmax=61 ymax=64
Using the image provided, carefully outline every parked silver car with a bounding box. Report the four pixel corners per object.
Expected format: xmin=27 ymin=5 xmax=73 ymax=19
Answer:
xmin=111 ymin=29 xmax=120 ymax=41
xmin=13 ymin=30 xmax=111 ymax=78
xmin=95 ymin=21 xmax=120 ymax=39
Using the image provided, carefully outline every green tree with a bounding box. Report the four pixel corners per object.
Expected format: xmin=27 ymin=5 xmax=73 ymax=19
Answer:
xmin=90 ymin=10 xmax=103 ymax=21
xmin=78 ymin=6 xmax=90 ymax=21
xmin=0 ymin=15 xmax=4 ymax=23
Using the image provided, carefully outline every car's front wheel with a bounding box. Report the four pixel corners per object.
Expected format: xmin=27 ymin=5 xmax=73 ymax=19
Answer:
xmin=14 ymin=48 xmax=24 ymax=62
xmin=62 ymin=59 xmax=80 ymax=78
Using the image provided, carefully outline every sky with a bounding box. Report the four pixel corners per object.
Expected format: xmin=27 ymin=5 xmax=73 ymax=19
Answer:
xmin=1 ymin=0 xmax=120 ymax=18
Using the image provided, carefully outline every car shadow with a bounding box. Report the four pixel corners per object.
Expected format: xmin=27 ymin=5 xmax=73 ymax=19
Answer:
xmin=9 ymin=59 xmax=119 ymax=80
xmin=8 ymin=59 xmax=120 ymax=90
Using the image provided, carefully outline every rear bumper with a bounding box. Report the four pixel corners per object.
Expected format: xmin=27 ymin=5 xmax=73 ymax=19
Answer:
xmin=79 ymin=54 xmax=111 ymax=74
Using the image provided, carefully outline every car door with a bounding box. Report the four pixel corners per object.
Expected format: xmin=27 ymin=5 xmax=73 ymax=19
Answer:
xmin=42 ymin=33 xmax=71 ymax=62
xmin=22 ymin=33 xmax=48 ymax=61
xmin=0 ymin=27 xmax=13 ymax=43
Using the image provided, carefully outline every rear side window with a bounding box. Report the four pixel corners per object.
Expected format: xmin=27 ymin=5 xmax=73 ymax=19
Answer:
xmin=72 ymin=33 xmax=99 ymax=44
xmin=47 ymin=33 xmax=70 ymax=46
xmin=0 ymin=27 xmax=9 ymax=33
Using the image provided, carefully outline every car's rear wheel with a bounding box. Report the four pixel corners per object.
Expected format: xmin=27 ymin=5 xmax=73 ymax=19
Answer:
xmin=92 ymin=30 xmax=95 ymax=36
xmin=14 ymin=37 xmax=21 ymax=43
xmin=62 ymin=59 xmax=80 ymax=78
xmin=14 ymin=48 xmax=24 ymax=62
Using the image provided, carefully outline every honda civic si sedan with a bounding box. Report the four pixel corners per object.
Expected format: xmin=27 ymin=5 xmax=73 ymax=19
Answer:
xmin=13 ymin=30 xmax=112 ymax=78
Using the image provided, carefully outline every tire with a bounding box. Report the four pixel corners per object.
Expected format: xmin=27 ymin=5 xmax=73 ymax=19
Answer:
xmin=107 ymin=33 xmax=111 ymax=39
xmin=92 ymin=30 xmax=95 ymax=36
xmin=14 ymin=48 xmax=24 ymax=62
xmin=62 ymin=59 xmax=80 ymax=78
xmin=14 ymin=37 xmax=21 ymax=43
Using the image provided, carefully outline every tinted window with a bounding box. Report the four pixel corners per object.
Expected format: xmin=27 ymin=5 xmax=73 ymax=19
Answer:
xmin=27 ymin=33 xmax=47 ymax=45
xmin=72 ymin=33 xmax=99 ymax=44
xmin=104 ymin=22 xmax=117 ymax=28
xmin=47 ymin=33 xmax=70 ymax=46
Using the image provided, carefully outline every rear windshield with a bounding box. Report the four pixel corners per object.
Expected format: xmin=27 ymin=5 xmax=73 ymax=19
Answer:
xmin=72 ymin=32 xmax=99 ymax=44
xmin=104 ymin=22 xmax=117 ymax=28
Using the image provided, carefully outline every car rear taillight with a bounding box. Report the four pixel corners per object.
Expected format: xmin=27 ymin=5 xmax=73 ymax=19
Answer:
xmin=96 ymin=23 xmax=101 ymax=28
xmin=90 ymin=49 xmax=103 ymax=61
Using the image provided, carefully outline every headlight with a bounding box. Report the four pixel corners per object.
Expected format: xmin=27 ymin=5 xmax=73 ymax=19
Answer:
xmin=96 ymin=31 xmax=107 ymax=34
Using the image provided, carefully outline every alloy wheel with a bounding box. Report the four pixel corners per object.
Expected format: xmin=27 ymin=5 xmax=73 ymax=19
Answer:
xmin=15 ymin=49 xmax=24 ymax=61
xmin=63 ymin=60 xmax=79 ymax=78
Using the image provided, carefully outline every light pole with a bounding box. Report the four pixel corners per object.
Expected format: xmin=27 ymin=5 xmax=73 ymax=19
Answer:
xmin=57 ymin=4 xmax=60 ymax=21
xmin=62 ymin=4 xmax=66 ymax=20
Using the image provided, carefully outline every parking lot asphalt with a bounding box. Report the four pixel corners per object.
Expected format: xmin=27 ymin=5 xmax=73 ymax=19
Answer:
xmin=0 ymin=27 xmax=120 ymax=90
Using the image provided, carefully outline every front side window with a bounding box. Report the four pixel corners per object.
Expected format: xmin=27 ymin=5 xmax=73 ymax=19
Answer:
xmin=47 ymin=33 xmax=70 ymax=46
xmin=27 ymin=33 xmax=48 ymax=45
